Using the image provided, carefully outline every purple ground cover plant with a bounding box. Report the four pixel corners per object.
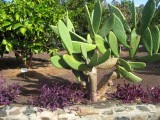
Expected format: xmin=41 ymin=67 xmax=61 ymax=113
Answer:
xmin=0 ymin=78 xmax=21 ymax=105
xmin=29 ymin=81 xmax=88 ymax=111
xmin=110 ymin=83 xmax=160 ymax=104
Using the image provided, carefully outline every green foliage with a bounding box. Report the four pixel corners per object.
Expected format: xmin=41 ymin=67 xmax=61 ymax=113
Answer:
xmin=0 ymin=0 xmax=65 ymax=67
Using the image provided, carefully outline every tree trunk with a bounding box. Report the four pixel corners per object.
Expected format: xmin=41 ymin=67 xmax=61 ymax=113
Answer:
xmin=97 ymin=71 xmax=119 ymax=100
xmin=88 ymin=67 xmax=98 ymax=102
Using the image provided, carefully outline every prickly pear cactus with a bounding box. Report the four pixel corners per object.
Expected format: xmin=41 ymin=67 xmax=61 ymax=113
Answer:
xmin=50 ymin=0 xmax=146 ymax=101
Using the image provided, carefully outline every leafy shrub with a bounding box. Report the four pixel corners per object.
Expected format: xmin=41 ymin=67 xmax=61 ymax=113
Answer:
xmin=110 ymin=83 xmax=160 ymax=104
xmin=29 ymin=82 xmax=88 ymax=111
xmin=0 ymin=78 xmax=21 ymax=105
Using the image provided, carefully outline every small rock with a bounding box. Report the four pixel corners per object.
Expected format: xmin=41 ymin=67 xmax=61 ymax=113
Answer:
xmin=58 ymin=118 xmax=68 ymax=120
xmin=102 ymin=110 xmax=113 ymax=115
xmin=0 ymin=108 xmax=7 ymax=117
xmin=136 ymin=106 xmax=150 ymax=112
xmin=76 ymin=107 xmax=98 ymax=116
xmin=23 ymin=106 xmax=36 ymax=115
xmin=131 ymin=114 xmax=148 ymax=120
xmin=102 ymin=116 xmax=114 ymax=120
xmin=41 ymin=117 xmax=51 ymax=120
xmin=114 ymin=107 xmax=125 ymax=112
xmin=9 ymin=109 xmax=20 ymax=115
xmin=115 ymin=117 xmax=130 ymax=120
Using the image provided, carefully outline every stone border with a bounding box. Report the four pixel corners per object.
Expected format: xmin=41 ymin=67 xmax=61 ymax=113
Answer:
xmin=0 ymin=103 xmax=160 ymax=120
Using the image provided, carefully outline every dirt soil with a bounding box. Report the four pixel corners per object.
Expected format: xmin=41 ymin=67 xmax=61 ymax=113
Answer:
xmin=0 ymin=50 xmax=160 ymax=105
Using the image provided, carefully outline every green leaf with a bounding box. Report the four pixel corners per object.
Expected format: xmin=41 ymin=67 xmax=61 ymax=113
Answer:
xmin=66 ymin=14 xmax=75 ymax=32
xmin=72 ymin=41 xmax=96 ymax=53
xmin=63 ymin=54 xmax=89 ymax=71
xmin=129 ymin=28 xmax=140 ymax=59
xmin=96 ymin=49 xmax=111 ymax=65
xmin=92 ymin=0 xmax=102 ymax=33
xmin=58 ymin=20 xmax=73 ymax=55
xmin=85 ymin=5 xmax=95 ymax=37
xmin=87 ymin=34 xmax=93 ymax=44
xmin=140 ymin=0 xmax=156 ymax=34
xmin=50 ymin=25 xmax=59 ymax=36
xmin=70 ymin=31 xmax=86 ymax=42
xmin=95 ymin=34 xmax=108 ymax=54
xmin=98 ymin=15 xmax=115 ymax=37
xmin=116 ymin=65 xmax=142 ymax=82
xmin=81 ymin=44 xmax=88 ymax=62
xmin=150 ymin=26 xmax=160 ymax=53
xmin=13 ymin=23 xmax=23 ymax=30
xmin=2 ymin=39 xmax=7 ymax=45
xmin=108 ymin=4 xmax=131 ymax=33
xmin=142 ymin=28 xmax=153 ymax=56
xmin=112 ymin=14 xmax=129 ymax=48
xmin=118 ymin=58 xmax=132 ymax=72
xmin=88 ymin=51 xmax=98 ymax=67
xmin=130 ymin=1 xmax=137 ymax=28
xmin=2 ymin=21 xmax=11 ymax=27
xmin=108 ymin=31 xmax=119 ymax=57
xmin=128 ymin=62 xmax=146 ymax=70
xmin=20 ymin=27 xmax=27 ymax=35
xmin=50 ymin=55 xmax=69 ymax=69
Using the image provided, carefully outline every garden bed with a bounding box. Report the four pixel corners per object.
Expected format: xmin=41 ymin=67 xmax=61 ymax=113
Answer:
xmin=0 ymin=50 xmax=160 ymax=106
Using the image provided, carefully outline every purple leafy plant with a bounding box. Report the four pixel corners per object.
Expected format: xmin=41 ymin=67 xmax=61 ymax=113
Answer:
xmin=110 ymin=83 xmax=146 ymax=103
xmin=110 ymin=83 xmax=160 ymax=104
xmin=0 ymin=78 xmax=21 ymax=105
xmin=29 ymin=81 xmax=88 ymax=111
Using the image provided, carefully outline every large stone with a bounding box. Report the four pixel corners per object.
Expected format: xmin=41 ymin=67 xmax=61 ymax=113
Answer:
xmin=102 ymin=110 xmax=113 ymax=115
xmin=131 ymin=114 xmax=148 ymax=120
xmin=136 ymin=106 xmax=150 ymax=112
xmin=0 ymin=108 xmax=7 ymax=117
xmin=102 ymin=116 xmax=114 ymax=120
xmin=115 ymin=117 xmax=130 ymax=120
xmin=9 ymin=109 xmax=21 ymax=115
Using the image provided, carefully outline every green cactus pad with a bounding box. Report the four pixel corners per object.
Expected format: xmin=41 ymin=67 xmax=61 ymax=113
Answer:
xmin=116 ymin=65 xmax=142 ymax=82
xmin=142 ymin=28 xmax=153 ymax=56
xmin=108 ymin=4 xmax=131 ymax=33
xmin=112 ymin=15 xmax=129 ymax=48
xmin=118 ymin=58 xmax=132 ymax=72
xmin=128 ymin=62 xmax=146 ymax=70
xmin=138 ymin=53 xmax=160 ymax=62
xmin=140 ymin=0 xmax=156 ymax=34
xmin=150 ymin=26 xmax=160 ymax=53
xmin=63 ymin=54 xmax=89 ymax=71
xmin=88 ymin=51 xmax=99 ymax=67
xmin=50 ymin=55 xmax=69 ymax=69
xmin=129 ymin=28 xmax=140 ymax=59
xmin=98 ymin=15 xmax=115 ymax=37
xmin=81 ymin=44 xmax=88 ymax=62
xmin=108 ymin=31 xmax=119 ymax=57
xmin=92 ymin=0 xmax=102 ymax=33
xmin=58 ymin=20 xmax=73 ymax=55
xmin=129 ymin=1 xmax=136 ymax=28
xmin=87 ymin=34 xmax=93 ymax=44
xmin=66 ymin=14 xmax=75 ymax=32
xmin=72 ymin=41 xmax=96 ymax=53
xmin=95 ymin=34 xmax=108 ymax=54
xmin=50 ymin=25 xmax=59 ymax=36
xmin=85 ymin=5 xmax=95 ymax=37
xmin=70 ymin=31 xmax=87 ymax=42
xmin=96 ymin=49 xmax=111 ymax=66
